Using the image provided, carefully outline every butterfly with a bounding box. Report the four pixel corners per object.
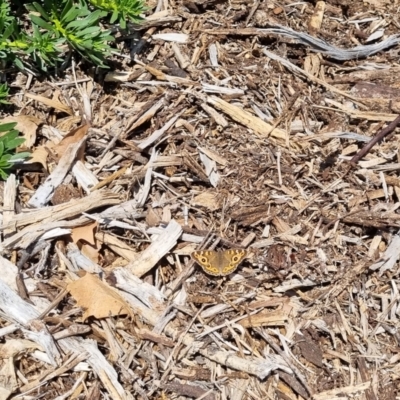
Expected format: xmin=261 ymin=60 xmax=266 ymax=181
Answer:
xmin=191 ymin=249 xmax=247 ymax=276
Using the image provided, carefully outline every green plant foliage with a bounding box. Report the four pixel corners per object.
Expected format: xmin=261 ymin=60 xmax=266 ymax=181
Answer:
xmin=0 ymin=15 xmax=24 ymax=69
xmin=0 ymin=0 xmax=147 ymax=71
xmin=0 ymin=82 xmax=10 ymax=104
xmin=0 ymin=1 xmax=59 ymax=70
xmin=89 ymin=0 xmax=145 ymax=29
xmin=0 ymin=0 xmax=11 ymax=29
xmin=0 ymin=122 xmax=30 ymax=180
xmin=27 ymin=0 xmax=115 ymax=67
xmin=26 ymin=25 xmax=65 ymax=71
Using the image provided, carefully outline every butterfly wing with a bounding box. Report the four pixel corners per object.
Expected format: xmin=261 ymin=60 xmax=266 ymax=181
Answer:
xmin=192 ymin=249 xmax=247 ymax=276
xmin=192 ymin=250 xmax=221 ymax=276
xmin=220 ymin=249 xmax=247 ymax=276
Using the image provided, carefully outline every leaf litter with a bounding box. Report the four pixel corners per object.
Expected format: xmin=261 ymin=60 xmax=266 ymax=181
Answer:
xmin=1 ymin=1 xmax=400 ymax=400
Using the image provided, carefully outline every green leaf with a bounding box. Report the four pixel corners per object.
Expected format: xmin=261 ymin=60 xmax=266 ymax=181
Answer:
xmin=29 ymin=14 xmax=55 ymax=31
xmin=83 ymin=10 xmax=107 ymax=25
xmin=10 ymin=151 xmax=30 ymax=160
xmin=13 ymin=57 xmax=25 ymax=70
xmin=0 ymin=153 xmax=11 ymax=162
xmin=9 ymin=152 xmax=30 ymax=162
xmin=5 ymin=137 xmax=25 ymax=151
xmin=0 ymin=83 xmax=10 ymax=104
xmin=0 ymin=169 xmax=9 ymax=180
xmin=0 ymin=122 xmax=17 ymax=132
xmin=62 ymin=6 xmax=85 ymax=23
xmin=24 ymin=3 xmax=36 ymax=12
xmin=74 ymin=26 xmax=102 ymax=37
xmin=2 ymin=21 xmax=15 ymax=40
xmin=0 ymin=129 xmax=19 ymax=142
xmin=27 ymin=2 xmax=52 ymax=21
xmin=66 ymin=19 xmax=93 ymax=30
xmin=66 ymin=10 xmax=105 ymax=29
xmin=60 ymin=0 xmax=72 ymax=20
xmin=110 ymin=10 xmax=118 ymax=24
xmin=119 ymin=17 xmax=127 ymax=30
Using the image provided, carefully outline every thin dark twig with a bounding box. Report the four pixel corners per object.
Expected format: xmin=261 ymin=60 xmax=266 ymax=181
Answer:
xmin=350 ymin=114 xmax=400 ymax=165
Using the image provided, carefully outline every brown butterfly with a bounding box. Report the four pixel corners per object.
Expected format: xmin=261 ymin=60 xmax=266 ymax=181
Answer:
xmin=191 ymin=249 xmax=247 ymax=276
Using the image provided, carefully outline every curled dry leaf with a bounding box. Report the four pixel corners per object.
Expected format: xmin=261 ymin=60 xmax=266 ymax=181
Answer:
xmin=71 ymin=221 xmax=98 ymax=246
xmin=24 ymin=146 xmax=49 ymax=170
xmin=51 ymin=124 xmax=89 ymax=161
xmin=71 ymin=221 xmax=101 ymax=264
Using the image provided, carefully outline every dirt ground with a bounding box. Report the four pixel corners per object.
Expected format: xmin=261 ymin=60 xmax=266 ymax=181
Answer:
xmin=1 ymin=0 xmax=400 ymax=399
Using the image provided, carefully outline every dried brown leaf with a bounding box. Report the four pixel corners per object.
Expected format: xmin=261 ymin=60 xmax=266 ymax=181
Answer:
xmin=67 ymin=273 xmax=131 ymax=320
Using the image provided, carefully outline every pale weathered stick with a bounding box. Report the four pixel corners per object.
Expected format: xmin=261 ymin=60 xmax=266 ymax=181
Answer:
xmin=200 ymin=103 xmax=229 ymax=127
xmin=369 ymin=233 xmax=400 ymax=274
xmin=126 ymin=219 xmax=183 ymax=277
xmin=1 ymin=190 xmax=120 ymax=232
xmin=137 ymin=149 xmax=157 ymax=208
xmin=28 ymin=138 xmax=86 ymax=208
xmin=124 ymin=97 xmax=165 ymax=137
xmin=1 ymin=191 xmax=122 ymax=252
xmin=136 ymin=112 xmax=183 ymax=150
xmin=1 ymin=217 xmax=89 ymax=251
xmin=145 ymin=65 xmax=198 ymax=86
xmin=206 ymin=95 xmax=287 ymax=141
xmin=3 ymin=174 xmax=17 ymax=238
xmin=72 ymin=160 xmax=99 ymax=194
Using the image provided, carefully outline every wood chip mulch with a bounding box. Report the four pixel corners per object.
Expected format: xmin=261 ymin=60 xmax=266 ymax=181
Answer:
xmin=1 ymin=1 xmax=400 ymax=399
